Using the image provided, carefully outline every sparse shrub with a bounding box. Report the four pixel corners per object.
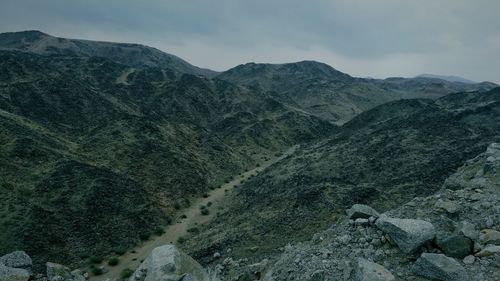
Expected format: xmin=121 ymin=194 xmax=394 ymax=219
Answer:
xmin=180 ymin=214 xmax=187 ymax=219
xmin=139 ymin=233 xmax=150 ymax=241
xmin=207 ymin=201 xmax=212 ymax=207
xmin=90 ymin=256 xmax=103 ymax=264
xmin=187 ymin=227 xmax=199 ymax=233
xmin=120 ymin=268 xmax=134 ymax=279
xmin=202 ymin=193 xmax=209 ymax=198
xmin=177 ymin=236 xmax=187 ymax=244
xmin=91 ymin=267 xmax=103 ymax=276
xmin=108 ymin=257 xmax=119 ymax=266
xmin=173 ymin=202 xmax=181 ymax=210
xmin=114 ymin=248 xmax=126 ymax=256
xmin=154 ymin=227 xmax=165 ymax=235
xmin=201 ymin=209 xmax=209 ymax=216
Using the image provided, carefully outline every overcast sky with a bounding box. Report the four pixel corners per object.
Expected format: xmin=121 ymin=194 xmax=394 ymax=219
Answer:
xmin=1 ymin=0 xmax=499 ymax=83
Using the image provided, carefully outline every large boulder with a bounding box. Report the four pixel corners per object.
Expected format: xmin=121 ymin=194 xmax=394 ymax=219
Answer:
xmin=436 ymin=233 xmax=473 ymax=258
xmin=129 ymin=245 xmax=209 ymax=281
xmin=412 ymin=253 xmax=468 ymax=281
xmin=375 ymin=215 xmax=435 ymax=253
xmin=0 ymin=251 xmax=32 ymax=272
xmin=346 ymin=204 xmax=380 ymax=220
xmin=0 ymin=264 xmax=30 ymax=281
xmin=354 ymin=258 xmax=395 ymax=281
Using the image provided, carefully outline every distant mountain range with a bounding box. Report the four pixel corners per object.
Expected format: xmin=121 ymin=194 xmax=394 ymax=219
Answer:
xmin=0 ymin=30 xmax=498 ymax=270
xmin=416 ymin=73 xmax=477 ymax=84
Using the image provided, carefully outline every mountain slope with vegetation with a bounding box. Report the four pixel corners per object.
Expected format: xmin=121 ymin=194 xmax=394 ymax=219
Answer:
xmin=0 ymin=32 xmax=335 ymax=269
xmin=185 ymin=88 xmax=500 ymax=263
xmin=218 ymin=61 xmax=497 ymax=124
xmin=1 ymin=31 xmax=498 ymax=274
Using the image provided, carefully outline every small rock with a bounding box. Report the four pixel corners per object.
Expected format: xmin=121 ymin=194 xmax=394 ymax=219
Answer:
xmin=457 ymin=221 xmax=478 ymax=241
xmin=213 ymin=252 xmax=221 ymax=258
xmin=479 ymin=229 xmax=500 ymax=245
xmin=475 ymin=244 xmax=500 ymax=257
xmin=355 ymin=258 xmax=395 ymax=281
xmin=346 ymin=204 xmax=380 ymax=220
xmin=435 ymin=200 xmax=461 ymax=214
xmin=463 ymin=255 xmax=475 ymax=265
xmin=309 ymin=270 xmax=324 ymax=281
xmin=412 ymin=253 xmax=469 ymax=281
xmin=375 ymin=215 xmax=435 ymax=253
xmin=354 ymin=218 xmax=370 ymax=226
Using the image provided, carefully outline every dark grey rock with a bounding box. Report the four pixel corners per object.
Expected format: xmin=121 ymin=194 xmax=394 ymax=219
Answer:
xmin=412 ymin=253 xmax=469 ymax=281
xmin=436 ymin=233 xmax=473 ymax=258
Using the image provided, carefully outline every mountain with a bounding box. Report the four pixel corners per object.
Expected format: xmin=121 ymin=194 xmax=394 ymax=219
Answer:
xmin=0 ymin=33 xmax=335 ymax=269
xmin=1 ymin=30 xmax=499 ymax=274
xmin=416 ymin=73 xmax=477 ymax=84
xmin=218 ymin=61 xmax=497 ymax=124
xmin=185 ymin=88 xmax=500 ymax=263
xmin=0 ymin=30 xmax=218 ymax=77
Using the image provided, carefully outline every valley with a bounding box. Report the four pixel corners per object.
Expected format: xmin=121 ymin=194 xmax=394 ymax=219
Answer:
xmin=0 ymin=30 xmax=499 ymax=281
xmin=87 ymin=145 xmax=297 ymax=281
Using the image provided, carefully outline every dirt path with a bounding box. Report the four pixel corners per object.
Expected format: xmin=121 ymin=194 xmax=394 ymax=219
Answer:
xmin=89 ymin=145 xmax=297 ymax=281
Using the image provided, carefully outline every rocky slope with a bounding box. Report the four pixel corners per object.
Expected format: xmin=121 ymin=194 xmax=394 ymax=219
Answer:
xmin=184 ymin=88 xmax=500 ymax=264
xmin=207 ymin=142 xmax=500 ymax=280
xmin=4 ymin=142 xmax=497 ymax=281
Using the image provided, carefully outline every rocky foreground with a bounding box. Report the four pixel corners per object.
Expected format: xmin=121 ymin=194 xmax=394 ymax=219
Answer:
xmin=1 ymin=143 xmax=499 ymax=281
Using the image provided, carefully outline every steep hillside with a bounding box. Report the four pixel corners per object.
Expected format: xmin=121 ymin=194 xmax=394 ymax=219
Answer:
xmin=0 ymin=45 xmax=335 ymax=268
xmin=218 ymin=62 xmax=497 ymax=124
xmin=0 ymin=30 xmax=217 ymax=77
xmin=185 ymin=88 xmax=500 ymax=263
